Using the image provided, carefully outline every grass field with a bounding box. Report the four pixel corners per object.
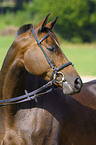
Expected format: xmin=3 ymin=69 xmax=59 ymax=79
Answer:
xmin=0 ymin=36 xmax=96 ymax=76
xmin=61 ymin=42 xmax=96 ymax=76
xmin=0 ymin=36 xmax=14 ymax=67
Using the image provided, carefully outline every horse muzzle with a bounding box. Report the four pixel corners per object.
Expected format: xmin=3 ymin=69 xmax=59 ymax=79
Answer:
xmin=62 ymin=77 xmax=82 ymax=95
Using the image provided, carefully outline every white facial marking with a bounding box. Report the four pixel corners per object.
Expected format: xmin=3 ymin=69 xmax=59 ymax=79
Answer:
xmin=63 ymin=81 xmax=73 ymax=94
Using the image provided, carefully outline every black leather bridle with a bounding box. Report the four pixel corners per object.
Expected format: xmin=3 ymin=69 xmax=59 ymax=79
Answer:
xmin=0 ymin=28 xmax=73 ymax=106
xmin=32 ymin=28 xmax=72 ymax=83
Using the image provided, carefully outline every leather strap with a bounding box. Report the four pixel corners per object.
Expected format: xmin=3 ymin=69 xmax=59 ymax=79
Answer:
xmin=32 ymin=28 xmax=55 ymax=70
xmin=0 ymin=80 xmax=56 ymax=106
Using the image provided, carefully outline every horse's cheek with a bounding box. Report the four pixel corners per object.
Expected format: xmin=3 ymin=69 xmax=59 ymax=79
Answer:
xmin=24 ymin=49 xmax=49 ymax=76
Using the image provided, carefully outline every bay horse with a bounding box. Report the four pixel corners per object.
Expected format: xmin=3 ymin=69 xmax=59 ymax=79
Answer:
xmin=72 ymin=79 xmax=96 ymax=110
xmin=59 ymin=79 xmax=96 ymax=145
xmin=0 ymin=13 xmax=82 ymax=145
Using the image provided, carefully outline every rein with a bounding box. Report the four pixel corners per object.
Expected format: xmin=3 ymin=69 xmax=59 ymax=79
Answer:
xmin=0 ymin=28 xmax=73 ymax=106
xmin=0 ymin=80 xmax=56 ymax=106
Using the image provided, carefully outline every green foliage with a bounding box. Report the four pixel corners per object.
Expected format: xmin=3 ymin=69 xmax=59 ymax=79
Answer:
xmin=0 ymin=10 xmax=33 ymax=30
xmin=24 ymin=0 xmax=96 ymax=42
xmin=0 ymin=0 xmax=96 ymax=42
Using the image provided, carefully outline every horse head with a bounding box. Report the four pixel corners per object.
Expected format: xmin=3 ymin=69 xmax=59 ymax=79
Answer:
xmin=15 ymin=13 xmax=82 ymax=95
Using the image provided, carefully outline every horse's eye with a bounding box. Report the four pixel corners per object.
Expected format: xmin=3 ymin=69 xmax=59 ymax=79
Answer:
xmin=47 ymin=46 xmax=56 ymax=52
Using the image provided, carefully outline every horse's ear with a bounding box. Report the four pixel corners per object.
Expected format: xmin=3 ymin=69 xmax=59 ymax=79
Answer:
xmin=45 ymin=16 xmax=58 ymax=30
xmin=35 ymin=12 xmax=50 ymax=31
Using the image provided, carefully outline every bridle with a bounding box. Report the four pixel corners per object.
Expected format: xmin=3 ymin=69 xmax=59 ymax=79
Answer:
xmin=32 ymin=28 xmax=72 ymax=83
xmin=0 ymin=28 xmax=73 ymax=106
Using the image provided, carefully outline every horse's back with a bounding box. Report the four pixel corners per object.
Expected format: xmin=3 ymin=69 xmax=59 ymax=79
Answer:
xmin=72 ymin=79 xmax=96 ymax=109
xmin=60 ymin=95 xmax=96 ymax=145
xmin=85 ymin=79 xmax=96 ymax=84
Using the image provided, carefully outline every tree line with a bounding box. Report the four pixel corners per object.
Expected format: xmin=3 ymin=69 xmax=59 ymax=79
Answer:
xmin=26 ymin=0 xmax=96 ymax=42
xmin=0 ymin=0 xmax=96 ymax=42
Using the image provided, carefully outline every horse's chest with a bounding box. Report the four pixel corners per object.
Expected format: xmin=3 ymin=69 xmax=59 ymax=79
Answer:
xmin=16 ymin=108 xmax=60 ymax=145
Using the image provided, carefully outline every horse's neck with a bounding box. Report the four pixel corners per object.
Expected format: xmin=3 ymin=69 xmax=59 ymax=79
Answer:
xmin=0 ymin=56 xmax=40 ymax=101
xmin=1 ymin=63 xmax=25 ymax=100
xmin=0 ymin=71 xmax=1 ymax=99
xmin=0 ymin=43 xmax=26 ymax=100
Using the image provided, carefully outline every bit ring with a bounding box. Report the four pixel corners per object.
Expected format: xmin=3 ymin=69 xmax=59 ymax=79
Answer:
xmin=53 ymin=72 xmax=65 ymax=84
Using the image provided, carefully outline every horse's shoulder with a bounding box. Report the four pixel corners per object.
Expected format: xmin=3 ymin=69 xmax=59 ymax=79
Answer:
xmin=16 ymin=24 xmax=33 ymax=38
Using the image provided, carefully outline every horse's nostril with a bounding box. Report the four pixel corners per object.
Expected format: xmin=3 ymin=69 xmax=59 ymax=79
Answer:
xmin=74 ymin=78 xmax=82 ymax=90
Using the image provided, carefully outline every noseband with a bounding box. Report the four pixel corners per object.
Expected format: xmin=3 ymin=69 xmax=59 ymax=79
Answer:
xmin=0 ymin=28 xmax=73 ymax=106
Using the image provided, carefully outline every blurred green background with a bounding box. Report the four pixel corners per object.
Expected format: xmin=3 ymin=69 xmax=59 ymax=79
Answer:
xmin=0 ymin=0 xmax=96 ymax=76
